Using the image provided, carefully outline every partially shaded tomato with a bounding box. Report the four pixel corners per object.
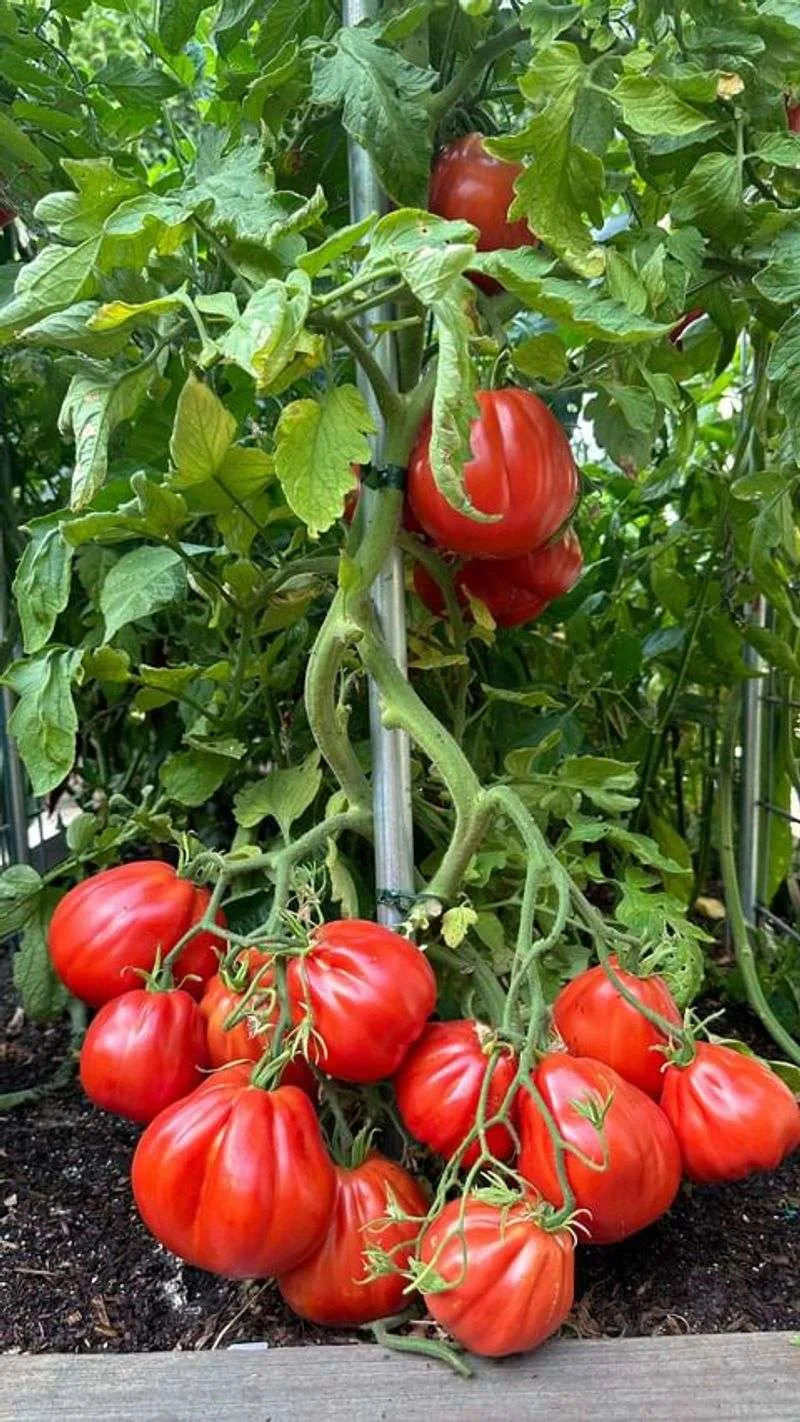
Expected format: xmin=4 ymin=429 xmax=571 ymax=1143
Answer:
xmin=552 ymin=956 xmax=681 ymax=1099
xmin=278 ymin=1153 xmax=427 ymax=1325
xmin=48 ymin=862 xmax=225 ymax=1007
xmin=428 ymin=133 xmax=535 ymax=293
xmin=419 ymin=1195 xmax=574 ymax=1356
xmin=407 ymin=389 xmax=578 ymax=560
xmin=787 ymin=98 xmax=800 ymax=132
xmin=131 ymin=1064 xmax=335 ymax=1277
xmin=79 ymin=987 xmax=209 ymax=1124
xmin=200 ymin=956 xmax=315 ymax=1094
xmin=394 ymin=1020 xmax=518 ymax=1165
xmin=287 ymin=920 xmax=436 ymax=1083
xmin=518 ymin=1054 xmax=681 ymax=1243
xmin=659 ymin=1042 xmax=800 ymax=1183
xmin=669 ymin=307 xmax=704 ymax=347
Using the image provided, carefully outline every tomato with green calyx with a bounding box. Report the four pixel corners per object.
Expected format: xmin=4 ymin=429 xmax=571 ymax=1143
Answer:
xmin=278 ymin=1152 xmax=427 ymax=1325
xmin=407 ymin=389 xmax=578 ymax=560
xmin=287 ymin=920 xmax=436 ymax=1083
xmin=394 ymin=1020 xmax=518 ymax=1165
xmin=428 ymin=133 xmax=535 ymax=293
xmin=200 ymin=954 xmax=315 ymax=1095
xmin=518 ymin=1054 xmax=681 ymax=1243
xmin=659 ymin=1042 xmax=800 ymax=1183
xmin=48 ymin=861 xmax=225 ymax=1008
xmin=418 ymin=1193 xmax=574 ymax=1357
xmin=79 ymin=986 xmax=209 ymax=1124
xmin=131 ymin=1063 xmax=336 ymax=1277
xmin=552 ymin=956 xmax=681 ymax=1099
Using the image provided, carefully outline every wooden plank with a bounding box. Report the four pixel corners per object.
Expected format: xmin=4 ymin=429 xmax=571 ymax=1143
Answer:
xmin=0 ymin=1332 xmax=797 ymax=1422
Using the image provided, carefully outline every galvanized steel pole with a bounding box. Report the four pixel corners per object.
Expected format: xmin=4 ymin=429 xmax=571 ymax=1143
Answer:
xmin=343 ymin=0 xmax=415 ymax=923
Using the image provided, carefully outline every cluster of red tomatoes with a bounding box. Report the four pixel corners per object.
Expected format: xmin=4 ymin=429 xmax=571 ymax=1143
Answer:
xmin=48 ymin=860 xmax=800 ymax=1359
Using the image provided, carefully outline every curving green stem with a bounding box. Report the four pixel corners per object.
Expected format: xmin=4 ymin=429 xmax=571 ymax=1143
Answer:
xmin=304 ymin=589 xmax=372 ymax=812
xmin=718 ymin=688 xmax=800 ymax=1064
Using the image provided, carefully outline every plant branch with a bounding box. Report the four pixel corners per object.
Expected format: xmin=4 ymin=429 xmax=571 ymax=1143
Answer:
xmin=427 ymin=23 xmax=526 ymax=123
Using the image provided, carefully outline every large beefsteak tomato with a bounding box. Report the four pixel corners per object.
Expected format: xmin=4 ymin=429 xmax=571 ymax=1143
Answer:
xmin=659 ymin=1042 xmax=800 ymax=1183
xmin=552 ymin=957 xmax=681 ymax=1099
xmin=131 ymin=1064 xmax=335 ymax=1277
xmin=278 ymin=1153 xmax=427 ymax=1325
xmin=394 ymin=1020 xmax=518 ymax=1165
xmin=48 ymin=862 xmax=224 ymax=1007
xmin=79 ymin=987 xmax=209 ymax=1124
xmin=287 ymin=920 xmax=436 ymax=1082
xmin=419 ymin=1195 xmax=574 ymax=1357
xmin=407 ymin=389 xmax=578 ymax=560
xmin=518 ymin=1054 xmax=681 ymax=1243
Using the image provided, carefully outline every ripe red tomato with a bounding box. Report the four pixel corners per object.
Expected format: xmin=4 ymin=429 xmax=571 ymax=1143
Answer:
xmin=200 ymin=958 xmax=315 ymax=1095
xmin=48 ymin=861 xmax=225 ymax=1007
xmin=394 ymin=1020 xmax=518 ymax=1165
xmin=787 ymin=98 xmax=800 ymax=132
xmin=79 ymin=987 xmax=209 ymax=1124
xmin=287 ymin=920 xmax=436 ymax=1083
xmin=131 ymin=1064 xmax=335 ymax=1277
xmin=518 ymin=1054 xmax=681 ymax=1243
xmin=659 ymin=1042 xmax=800 ymax=1184
xmin=413 ymin=529 xmax=581 ymax=628
xmin=552 ymin=956 xmax=681 ymax=1099
xmin=278 ymin=1153 xmax=427 ymax=1325
xmin=407 ymin=389 xmax=578 ymax=560
xmin=669 ymin=307 xmax=704 ymax=347
xmin=428 ymin=133 xmax=535 ymax=294
xmin=419 ymin=1195 xmax=574 ymax=1357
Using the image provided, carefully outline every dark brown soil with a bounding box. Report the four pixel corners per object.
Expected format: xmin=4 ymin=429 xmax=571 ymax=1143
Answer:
xmin=2 ymin=980 xmax=798 ymax=1354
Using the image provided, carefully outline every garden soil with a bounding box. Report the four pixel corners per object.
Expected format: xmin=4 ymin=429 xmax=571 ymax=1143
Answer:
xmin=1 ymin=981 xmax=798 ymax=1354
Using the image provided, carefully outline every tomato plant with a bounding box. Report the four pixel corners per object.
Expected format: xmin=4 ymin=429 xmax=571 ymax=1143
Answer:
xmin=79 ymin=986 xmax=208 ymax=1123
xmin=408 ymin=389 xmax=578 ymax=559
xmin=660 ymin=1043 xmax=800 ymax=1184
xmin=200 ymin=955 xmax=315 ymax=1093
xmin=394 ymin=1020 xmax=518 ymax=1165
xmin=278 ymin=1152 xmax=427 ymax=1326
xmin=552 ymin=957 xmax=682 ymax=1099
xmin=417 ymin=1194 xmax=574 ymax=1358
xmin=518 ymin=1055 xmax=682 ymax=1243
xmin=132 ymin=1065 xmax=336 ymax=1278
xmin=287 ymin=921 xmax=436 ymax=1083
xmin=48 ymin=863 xmax=224 ymax=1007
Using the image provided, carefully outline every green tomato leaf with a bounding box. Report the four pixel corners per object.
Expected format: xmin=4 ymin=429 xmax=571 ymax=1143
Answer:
xmin=169 ymin=372 xmax=237 ymax=485
xmin=233 ymin=749 xmax=322 ymax=838
xmin=100 ymin=545 xmax=187 ymax=641
xmin=218 ymin=272 xmax=317 ymax=389
xmin=160 ymin=748 xmax=231 ymax=806
xmin=4 ymin=648 xmax=84 ymax=795
xmin=13 ymin=887 xmax=68 ymax=1023
xmin=20 ymin=301 xmax=133 ymax=358
xmin=13 ymin=522 xmax=74 ymax=654
xmin=611 ymin=74 xmax=717 ymax=136
xmin=672 ymin=153 xmax=744 ymax=243
xmin=60 ymin=360 xmax=155 ymax=510
xmin=158 ymin=0 xmax=214 ymax=49
xmin=274 ymin=384 xmax=373 ymax=535
xmin=427 ymin=284 xmax=483 ymax=520
xmin=0 ymin=863 xmax=44 ymax=940
xmin=311 ymin=25 xmax=436 ymax=207
xmin=0 ymin=237 xmax=101 ymax=344
xmin=35 ymin=158 xmax=142 ymax=242
xmin=298 ymin=214 xmax=377 ymax=277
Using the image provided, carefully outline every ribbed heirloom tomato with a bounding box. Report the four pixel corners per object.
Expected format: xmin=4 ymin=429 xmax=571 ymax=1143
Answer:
xmin=131 ymin=1064 xmax=335 ymax=1277
xmin=79 ymin=987 xmax=209 ymax=1124
xmin=518 ymin=1055 xmax=681 ymax=1243
xmin=394 ymin=1020 xmax=518 ymax=1165
xmin=278 ymin=1153 xmax=428 ymax=1326
xmin=428 ymin=133 xmax=535 ymax=293
xmin=407 ymin=389 xmax=578 ymax=560
xmin=413 ymin=527 xmax=582 ymax=629
xmin=48 ymin=861 xmax=225 ymax=1007
xmin=552 ymin=957 xmax=681 ymax=1099
xmin=287 ymin=920 xmax=436 ymax=1082
xmin=419 ymin=1195 xmax=574 ymax=1357
xmin=659 ymin=1042 xmax=800 ymax=1184
xmin=200 ymin=953 xmax=315 ymax=1094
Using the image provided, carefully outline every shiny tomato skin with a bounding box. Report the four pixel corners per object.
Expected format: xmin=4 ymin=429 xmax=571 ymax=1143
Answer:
xmin=518 ymin=1054 xmax=681 ymax=1243
xmin=659 ymin=1042 xmax=800 ymax=1184
xmin=199 ymin=964 xmax=315 ymax=1095
xmin=508 ymin=527 xmax=583 ymax=603
xmin=419 ymin=1196 xmax=574 ymax=1357
xmin=48 ymin=862 xmax=225 ymax=1007
xmin=79 ymin=988 xmax=209 ymax=1124
xmin=131 ymin=1065 xmax=336 ymax=1277
xmin=407 ymin=388 xmax=578 ymax=560
xmin=394 ymin=1020 xmax=518 ymax=1165
xmin=552 ymin=956 xmax=681 ymax=1099
xmin=428 ymin=133 xmax=535 ymax=293
xmin=278 ymin=1153 xmax=428 ymax=1325
xmin=287 ymin=920 xmax=436 ymax=1083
